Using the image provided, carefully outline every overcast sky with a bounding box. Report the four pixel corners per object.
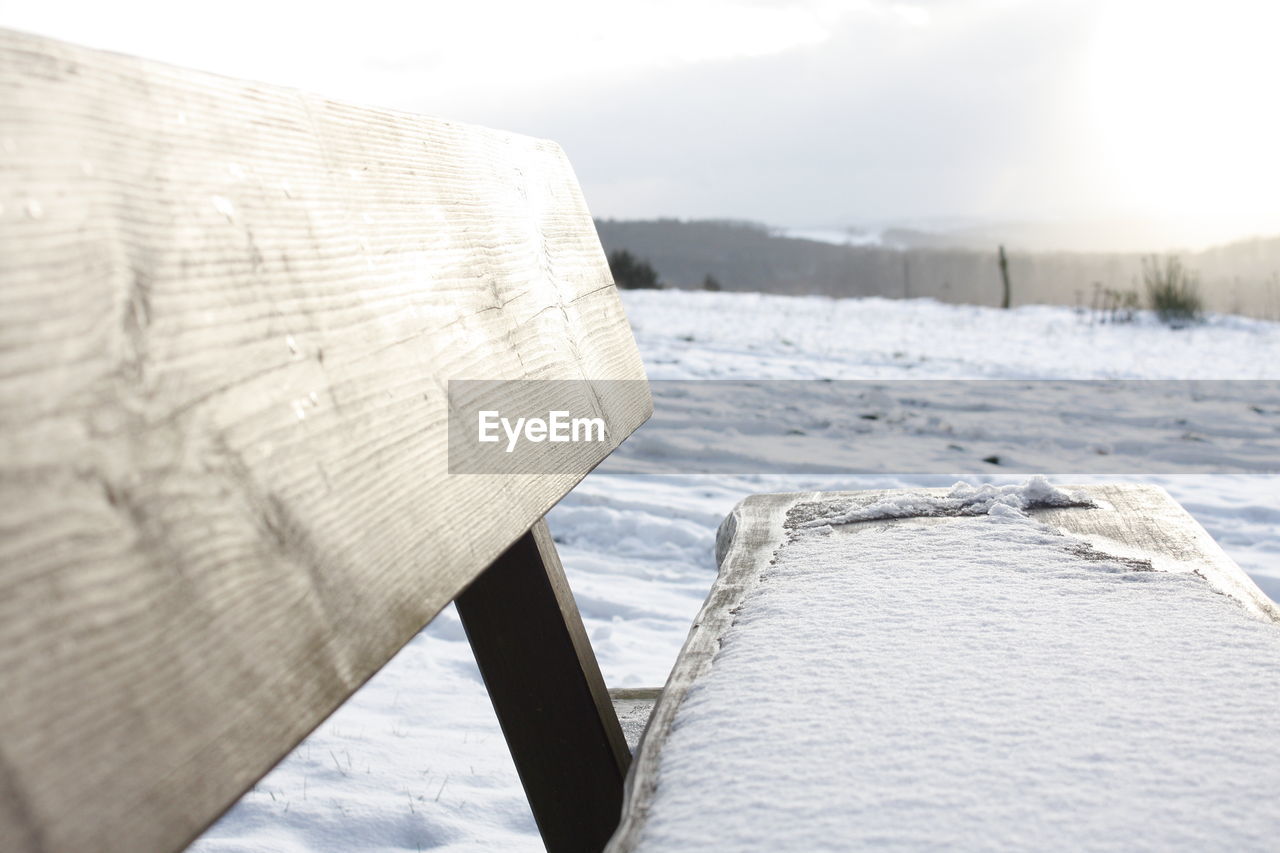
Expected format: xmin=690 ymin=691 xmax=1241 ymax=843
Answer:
xmin=3 ymin=0 xmax=1277 ymax=249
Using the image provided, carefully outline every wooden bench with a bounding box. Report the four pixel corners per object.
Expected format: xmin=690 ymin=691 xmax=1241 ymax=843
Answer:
xmin=5 ymin=28 xmax=1279 ymax=853
xmin=610 ymin=483 xmax=1280 ymax=850
xmin=0 ymin=28 xmax=649 ymax=853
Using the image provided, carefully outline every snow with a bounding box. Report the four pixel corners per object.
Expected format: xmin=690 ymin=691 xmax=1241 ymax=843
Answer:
xmin=624 ymin=291 xmax=1280 ymax=381
xmin=794 ymin=477 xmax=1092 ymax=528
xmin=632 ymin=492 xmax=1280 ymax=851
xmin=190 ymin=291 xmax=1280 ymax=852
xmin=605 ymin=377 xmax=1280 ymax=476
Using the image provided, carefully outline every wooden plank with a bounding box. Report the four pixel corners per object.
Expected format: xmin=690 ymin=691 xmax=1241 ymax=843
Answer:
xmin=1032 ymin=485 xmax=1279 ymax=622
xmin=0 ymin=28 xmax=650 ymax=853
xmin=456 ymin=519 xmax=631 ymax=853
xmin=608 ymin=489 xmax=819 ymax=852
xmin=608 ymin=483 xmax=1278 ymax=851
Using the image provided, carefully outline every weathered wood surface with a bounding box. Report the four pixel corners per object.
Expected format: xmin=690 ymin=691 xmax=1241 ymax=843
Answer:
xmin=608 ymin=483 xmax=1278 ymax=851
xmin=456 ymin=520 xmax=632 ymax=853
xmin=0 ymin=28 xmax=650 ymax=853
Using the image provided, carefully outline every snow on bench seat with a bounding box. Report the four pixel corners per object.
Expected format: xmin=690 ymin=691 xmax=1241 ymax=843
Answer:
xmin=610 ymin=481 xmax=1280 ymax=852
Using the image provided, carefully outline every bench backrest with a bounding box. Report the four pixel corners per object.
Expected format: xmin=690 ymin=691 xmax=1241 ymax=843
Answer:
xmin=0 ymin=28 xmax=649 ymax=853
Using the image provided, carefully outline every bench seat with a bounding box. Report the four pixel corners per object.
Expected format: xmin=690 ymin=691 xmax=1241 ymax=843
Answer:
xmin=610 ymin=483 xmax=1280 ymax=851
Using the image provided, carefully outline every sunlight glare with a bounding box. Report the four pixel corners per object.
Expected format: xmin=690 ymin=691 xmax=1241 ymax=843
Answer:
xmin=1084 ymin=0 xmax=1280 ymax=246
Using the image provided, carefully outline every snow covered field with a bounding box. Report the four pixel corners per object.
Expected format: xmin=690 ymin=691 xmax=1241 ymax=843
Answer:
xmin=191 ymin=291 xmax=1280 ymax=852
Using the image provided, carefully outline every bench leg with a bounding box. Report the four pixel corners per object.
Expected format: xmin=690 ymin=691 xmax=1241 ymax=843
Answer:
xmin=455 ymin=518 xmax=631 ymax=853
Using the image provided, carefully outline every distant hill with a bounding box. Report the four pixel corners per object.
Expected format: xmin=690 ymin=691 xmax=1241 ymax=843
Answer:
xmin=595 ymin=219 xmax=1280 ymax=320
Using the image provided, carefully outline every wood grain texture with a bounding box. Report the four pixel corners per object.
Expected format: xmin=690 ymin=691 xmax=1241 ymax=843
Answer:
xmin=0 ymin=28 xmax=649 ymax=853
xmin=608 ymin=484 xmax=1276 ymax=851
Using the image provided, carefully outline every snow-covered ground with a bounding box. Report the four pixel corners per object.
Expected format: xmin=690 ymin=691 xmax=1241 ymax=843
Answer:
xmin=191 ymin=291 xmax=1280 ymax=853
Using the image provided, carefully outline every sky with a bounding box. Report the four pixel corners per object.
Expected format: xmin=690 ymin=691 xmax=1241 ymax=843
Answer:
xmin=2 ymin=0 xmax=1277 ymax=250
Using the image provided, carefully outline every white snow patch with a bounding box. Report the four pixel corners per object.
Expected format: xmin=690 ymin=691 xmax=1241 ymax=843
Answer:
xmin=797 ymin=476 xmax=1090 ymax=529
